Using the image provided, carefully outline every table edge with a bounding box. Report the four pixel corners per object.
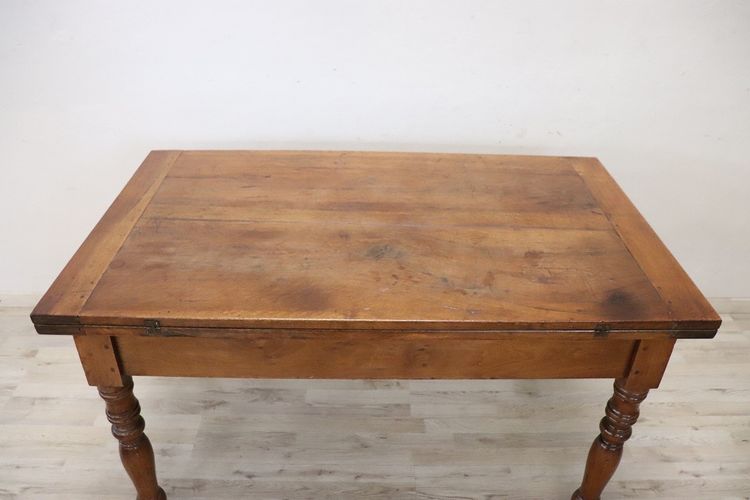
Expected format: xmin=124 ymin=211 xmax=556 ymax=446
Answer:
xmin=31 ymin=150 xmax=181 ymax=320
xmin=572 ymin=158 xmax=721 ymax=329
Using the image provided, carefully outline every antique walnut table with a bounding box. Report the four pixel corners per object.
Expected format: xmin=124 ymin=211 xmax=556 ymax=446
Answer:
xmin=31 ymin=151 xmax=720 ymax=499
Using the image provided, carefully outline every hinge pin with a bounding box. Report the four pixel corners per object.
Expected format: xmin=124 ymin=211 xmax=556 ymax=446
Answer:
xmin=594 ymin=323 xmax=610 ymax=336
xmin=145 ymin=319 xmax=161 ymax=335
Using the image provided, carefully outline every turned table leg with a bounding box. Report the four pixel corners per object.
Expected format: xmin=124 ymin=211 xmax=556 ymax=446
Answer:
xmin=98 ymin=376 xmax=166 ymax=500
xmin=571 ymin=339 xmax=674 ymax=499
xmin=571 ymin=379 xmax=647 ymax=500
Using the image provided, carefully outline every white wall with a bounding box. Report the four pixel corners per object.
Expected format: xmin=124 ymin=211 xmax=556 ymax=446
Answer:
xmin=1 ymin=0 xmax=749 ymax=298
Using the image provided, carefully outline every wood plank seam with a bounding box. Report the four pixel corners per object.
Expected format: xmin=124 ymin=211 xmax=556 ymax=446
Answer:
xmin=571 ymin=158 xmax=719 ymax=332
xmin=78 ymin=151 xmax=182 ymax=316
xmin=30 ymin=151 xmax=182 ymax=325
xmin=570 ymin=162 xmax=674 ymax=326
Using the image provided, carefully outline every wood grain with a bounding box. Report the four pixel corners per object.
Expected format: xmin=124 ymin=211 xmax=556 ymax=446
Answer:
xmin=73 ymin=335 xmax=123 ymax=386
xmin=572 ymin=337 xmax=675 ymax=499
xmin=572 ymin=158 xmax=720 ymax=331
xmin=98 ymin=376 xmax=166 ymax=499
xmin=621 ymin=338 xmax=676 ymax=390
xmin=31 ymin=151 xmax=720 ymax=336
xmin=114 ymin=335 xmax=636 ymax=380
xmin=573 ymin=380 xmax=650 ymax=500
xmin=31 ymin=151 xmax=180 ymax=325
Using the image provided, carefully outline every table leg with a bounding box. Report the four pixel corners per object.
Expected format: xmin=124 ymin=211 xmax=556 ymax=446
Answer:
xmin=571 ymin=378 xmax=648 ymax=500
xmin=98 ymin=375 xmax=166 ymax=500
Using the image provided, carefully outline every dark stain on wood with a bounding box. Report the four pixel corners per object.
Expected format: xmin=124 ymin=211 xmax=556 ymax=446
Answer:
xmin=365 ymin=244 xmax=403 ymax=261
xmin=277 ymin=284 xmax=330 ymax=312
xmin=603 ymin=290 xmax=641 ymax=317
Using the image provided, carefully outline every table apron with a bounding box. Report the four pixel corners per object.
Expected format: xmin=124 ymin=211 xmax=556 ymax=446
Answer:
xmin=102 ymin=335 xmax=640 ymax=380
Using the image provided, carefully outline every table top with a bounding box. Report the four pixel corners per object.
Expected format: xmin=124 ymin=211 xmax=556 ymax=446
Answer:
xmin=32 ymin=151 xmax=720 ymax=336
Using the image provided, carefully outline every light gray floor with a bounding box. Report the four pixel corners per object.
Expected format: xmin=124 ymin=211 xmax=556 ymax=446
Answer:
xmin=1 ymin=305 xmax=749 ymax=499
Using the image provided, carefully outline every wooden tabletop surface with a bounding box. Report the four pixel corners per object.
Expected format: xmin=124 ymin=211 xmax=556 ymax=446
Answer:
xmin=32 ymin=151 xmax=720 ymax=335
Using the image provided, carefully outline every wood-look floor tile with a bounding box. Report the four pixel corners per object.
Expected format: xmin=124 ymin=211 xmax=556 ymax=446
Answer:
xmin=1 ymin=307 xmax=749 ymax=499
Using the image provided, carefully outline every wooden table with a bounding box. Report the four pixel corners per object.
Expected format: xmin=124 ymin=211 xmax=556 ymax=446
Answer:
xmin=31 ymin=151 xmax=720 ymax=499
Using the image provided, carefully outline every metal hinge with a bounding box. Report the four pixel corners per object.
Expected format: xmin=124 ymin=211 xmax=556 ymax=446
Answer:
xmin=594 ymin=323 xmax=610 ymax=337
xmin=144 ymin=319 xmax=161 ymax=335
